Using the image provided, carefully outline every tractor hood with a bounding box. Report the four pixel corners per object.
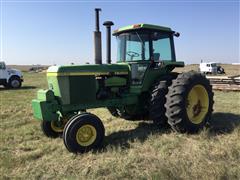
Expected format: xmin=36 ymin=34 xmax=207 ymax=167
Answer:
xmin=47 ymin=64 xmax=129 ymax=76
xmin=7 ymin=68 xmax=23 ymax=77
xmin=46 ymin=64 xmax=130 ymax=105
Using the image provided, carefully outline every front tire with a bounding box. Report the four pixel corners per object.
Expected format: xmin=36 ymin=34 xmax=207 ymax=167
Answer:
xmin=165 ymin=71 xmax=214 ymax=133
xmin=63 ymin=113 xmax=105 ymax=153
xmin=8 ymin=76 xmax=22 ymax=88
xmin=41 ymin=121 xmax=64 ymax=138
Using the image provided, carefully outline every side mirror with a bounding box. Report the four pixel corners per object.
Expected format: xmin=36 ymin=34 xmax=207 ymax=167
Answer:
xmin=174 ymin=32 xmax=180 ymax=37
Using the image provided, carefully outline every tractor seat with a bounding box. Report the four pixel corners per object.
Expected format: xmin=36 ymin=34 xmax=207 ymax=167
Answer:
xmin=153 ymin=53 xmax=160 ymax=61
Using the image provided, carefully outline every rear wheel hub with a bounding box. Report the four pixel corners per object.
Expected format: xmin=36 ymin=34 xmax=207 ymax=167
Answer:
xmin=187 ymin=85 xmax=209 ymax=124
xmin=192 ymin=100 xmax=202 ymax=117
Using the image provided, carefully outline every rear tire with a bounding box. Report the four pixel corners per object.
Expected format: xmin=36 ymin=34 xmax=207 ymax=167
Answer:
xmin=165 ymin=71 xmax=214 ymax=133
xmin=149 ymin=74 xmax=178 ymax=127
xmin=63 ymin=113 xmax=105 ymax=153
xmin=149 ymin=81 xmax=170 ymax=127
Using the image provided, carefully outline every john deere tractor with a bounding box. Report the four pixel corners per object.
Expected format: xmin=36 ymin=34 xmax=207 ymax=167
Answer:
xmin=32 ymin=9 xmax=214 ymax=153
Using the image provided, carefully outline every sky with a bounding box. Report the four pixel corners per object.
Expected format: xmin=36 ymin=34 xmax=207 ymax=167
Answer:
xmin=0 ymin=0 xmax=239 ymax=65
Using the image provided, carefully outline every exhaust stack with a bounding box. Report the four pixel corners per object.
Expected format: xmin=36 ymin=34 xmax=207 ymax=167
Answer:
xmin=103 ymin=21 xmax=114 ymax=64
xmin=94 ymin=8 xmax=102 ymax=64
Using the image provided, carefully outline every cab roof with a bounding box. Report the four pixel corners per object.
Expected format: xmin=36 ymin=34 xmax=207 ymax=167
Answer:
xmin=113 ymin=23 xmax=173 ymax=35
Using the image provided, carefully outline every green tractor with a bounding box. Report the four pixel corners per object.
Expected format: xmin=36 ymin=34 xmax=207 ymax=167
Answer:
xmin=32 ymin=9 xmax=214 ymax=153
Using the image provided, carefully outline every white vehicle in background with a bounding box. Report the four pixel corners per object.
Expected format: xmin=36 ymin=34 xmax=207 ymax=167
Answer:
xmin=0 ymin=61 xmax=23 ymax=88
xmin=199 ymin=62 xmax=218 ymax=74
xmin=199 ymin=62 xmax=225 ymax=74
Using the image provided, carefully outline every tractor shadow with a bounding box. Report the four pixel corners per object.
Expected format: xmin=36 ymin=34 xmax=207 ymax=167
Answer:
xmin=0 ymin=86 xmax=36 ymax=91
xmin=208 ymin=112 xmax=240 ymax=134
xmin=102 ymin=112 xmax=240 ymax=150
xmin=103 ymin=122 xmax=170 ymax=150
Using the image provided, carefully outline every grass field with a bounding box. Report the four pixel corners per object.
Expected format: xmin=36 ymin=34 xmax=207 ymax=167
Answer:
xmin=1 ymin=72 xmax=240 ymax=179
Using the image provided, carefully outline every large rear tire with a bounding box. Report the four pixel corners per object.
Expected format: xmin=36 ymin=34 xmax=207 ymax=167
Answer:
xmin=149 ymin=81 xmax=170 ymax=126
xmin=149 ymin=74 xmax=178 ymax=127
xmin=165 ymin=71 xmax=214 ymax=133
xmin=63 ymin=113 xmax=105 ymax=153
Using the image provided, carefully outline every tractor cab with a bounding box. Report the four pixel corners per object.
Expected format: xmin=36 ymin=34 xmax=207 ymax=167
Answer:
xmin=113 ymin=24 xmax=183 ymax=86
xmin=114 ymin=24 xmax=176 ymax=63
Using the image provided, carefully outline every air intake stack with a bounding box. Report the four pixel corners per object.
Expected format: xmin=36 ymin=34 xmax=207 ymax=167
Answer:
xmin=94 ymin=8 xmax=102 ymax=64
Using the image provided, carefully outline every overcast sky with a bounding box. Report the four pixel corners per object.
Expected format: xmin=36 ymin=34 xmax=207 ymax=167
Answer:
xmin=0 ymin=0 xmax=239 ymax=65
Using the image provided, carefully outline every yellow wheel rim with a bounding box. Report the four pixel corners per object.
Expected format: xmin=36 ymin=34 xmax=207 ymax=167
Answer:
xmin=50 ymin=119 xmax=67 ymax=133
xmin=186 ymin=85 xmax=209 ymax=124
xmin=76 ymin=125 xmax=97 ymax=147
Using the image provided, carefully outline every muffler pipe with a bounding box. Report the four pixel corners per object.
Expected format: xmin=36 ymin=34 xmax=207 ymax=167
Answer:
xmin=94 ymin=8 xmax=102 ymax=64
xmin=103 ymin=21 xmax=114 ymax=64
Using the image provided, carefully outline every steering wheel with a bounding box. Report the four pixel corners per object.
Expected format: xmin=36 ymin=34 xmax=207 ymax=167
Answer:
xmin=127 ymin=51 xmax=140 ymax=60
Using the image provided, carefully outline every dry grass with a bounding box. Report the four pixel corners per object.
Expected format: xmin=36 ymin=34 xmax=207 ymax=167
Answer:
xmin=0 ymin=71 xmax=240 ymax=179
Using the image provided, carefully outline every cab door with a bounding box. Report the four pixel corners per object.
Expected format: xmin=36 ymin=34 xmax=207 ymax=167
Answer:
xmin=0 ymin=62 xmax=7 ymax=81
xmin=122 ymin=32 xmax=150 ymax=86
xmin=141 ymin=32 xmax=176 ymax=92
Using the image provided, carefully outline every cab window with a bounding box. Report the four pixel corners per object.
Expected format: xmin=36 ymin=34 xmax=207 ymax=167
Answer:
xmin=152 ymin=32 xmax=172 ymax=61
xmin=0 ymin=63 xmax=6 ymax=69
xmin=117 ymin=32 xmax=150 ymax=61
